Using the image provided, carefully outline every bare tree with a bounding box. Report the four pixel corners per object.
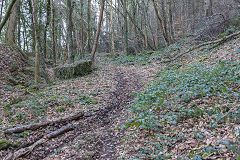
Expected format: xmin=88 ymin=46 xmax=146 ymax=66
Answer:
xmin=91 ymin=0 xmax=105 ymax=63
xmin=67 ymin=0 xmax=74 ymax=64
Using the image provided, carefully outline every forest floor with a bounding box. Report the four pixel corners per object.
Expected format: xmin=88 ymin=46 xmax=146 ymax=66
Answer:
xmin=0 ymin=37 xmax=240 ymax=159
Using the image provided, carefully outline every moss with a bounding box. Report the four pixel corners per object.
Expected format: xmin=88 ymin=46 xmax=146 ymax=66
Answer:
xmin=0 ymin=139 xmax=19 ymax=150
xmin=9 ymin=63 xmax=18 ymax=73
xmin=6 ymin=76 xmax=18 ymax=85
xmin=23 ymin=67 xmax=34 ymax=76
xmin=54 ymin=60 xmax=92 ymax=79
xmin=90 ymin=98 xmax=98 ymax=104
xmin=9 ymin=96 xmax=23 ymax=105
xmin=56 ymin=106 xmax=66 ymax=112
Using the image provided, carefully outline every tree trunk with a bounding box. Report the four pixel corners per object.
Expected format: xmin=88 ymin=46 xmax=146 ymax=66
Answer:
xmin=17 ymin=1 xmax=21 ymax=47
xmin=151 ymin=0 xmax=169 ymax=46
xmin=91 ymin=0 xmax=105 ymax=63
xmin=110 ymin=0 xmax=116 ymax=56
xmin=167 ymin=0 xmax=174 ymax=42
xmin=0 ymin=0 xmax=18 ymax=36
xmin=43 ymin=0 xmax=50 ymax=59
xmin=80 ymin=0 xmax=84 ymax=57
xmin=123 ymin=0 xmax=128 ymax=55
xmin=181 ymin=0 xmax=185 ymax=37
xmin=27 ymin=0 xmax=36 ymax=52
xmin=5 ymin=0 xmax=19 ymax=44
xmin=67 ymin=0 xmax=74 ymax=64
xmin=32 ymin=0 xmax=40 ymax=84
xmin=50 ymin=0 xmax=56 ymax=66
xmin=205 ymin=0 xmax=213 ymax=17
xmin=87 ymin=0 xmax=91 ymax=53
xmin=0 ymin=0 xmax=4 ymax=22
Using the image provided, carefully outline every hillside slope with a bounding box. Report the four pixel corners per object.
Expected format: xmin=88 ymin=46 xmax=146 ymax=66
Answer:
xmin=0 ymin=37 xmax=239 ymax=159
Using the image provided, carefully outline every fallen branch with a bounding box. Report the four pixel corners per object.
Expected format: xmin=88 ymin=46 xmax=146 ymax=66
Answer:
xmin=4 ymin=111 xmax=83 ymax=134
xmin=163 ymin=30 xmax=240 ymax=63
xmin=4 ymin=123 xmax=74 ymax=160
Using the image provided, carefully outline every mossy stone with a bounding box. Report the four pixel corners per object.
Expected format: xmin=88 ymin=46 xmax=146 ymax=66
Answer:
xmin=54 ymin=60 xmax=92 ymax=79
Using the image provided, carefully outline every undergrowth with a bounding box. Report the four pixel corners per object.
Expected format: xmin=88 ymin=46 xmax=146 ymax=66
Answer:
xmin=2 ymin=88 xmax=97 ymax=124
xmin=124 ymin=60 xmax=240 ymax=159
xmin=108 ymin=40 xmax=188 ymax=65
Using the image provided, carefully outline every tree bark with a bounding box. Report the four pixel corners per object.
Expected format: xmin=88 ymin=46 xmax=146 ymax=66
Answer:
xmin=91 ymin=0 xmax=105 ymax=63
xmin=181 ymin=0 xmax=185 ymax=37
xmin=50 ymin=0 xmax=56 ymax=66
xmin=17 ymin=0 xmax=21 ymax=47
xmin=0 ymin=0 xmax=18 ymax=36
xmin=5 ymin=124 xmax=74 ymax=160
xmin=67 ymin=0 xmax=74 ymax=64
xmin=205 ymin=0 xmax=213 ymax=17
xmin=4 ymin=111 xmax=83 ymax=134
xmin=167 ymin=0 xmax=174 ymax=42
xmin=27 ymin=0 xmax=36 ymax=52
xmin=123 ymin=0 xmax=128 ymax=55
xmin=87 ymin=0 xmax=91 ymax=53
xmin=0 ymin=0 xmax=4 ymax=22
xmin=5 ymin=0 xmax=19 ymax=44
xmin=110 ymin=0 xmax=116 ymax=56
xmin=151 ymin=0 xmax=169 ymax=46
xmin=32 ymin=0 xmax=40 ymax=84
xmin=43 ymin=0 xmax=50 ymax=59
xmin=80 ymin=0 xmax=84 ymax=57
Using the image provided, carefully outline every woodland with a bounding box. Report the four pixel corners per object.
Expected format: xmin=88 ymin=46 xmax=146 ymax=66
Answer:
xmin=0 ymin=0 xmax=239 ymax=159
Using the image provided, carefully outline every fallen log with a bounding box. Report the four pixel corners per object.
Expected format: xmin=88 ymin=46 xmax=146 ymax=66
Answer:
xmin=162 ymin=30 xmax=240 ymax=63
xmin=4 ymin=111 xmax=84 ymax=134
xmin=4 ymin=123 xmax=74 ymax=160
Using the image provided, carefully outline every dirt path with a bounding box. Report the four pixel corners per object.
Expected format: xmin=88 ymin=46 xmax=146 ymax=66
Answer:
xmin=15 ymin=64 xmax=154 ymax=160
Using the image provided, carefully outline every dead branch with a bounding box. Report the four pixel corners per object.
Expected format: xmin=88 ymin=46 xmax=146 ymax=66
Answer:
xmin=162 ymin=30 xmax=240 ymax=63
xmin=4 ymin=123 xmax=74 ymax=160
xmin=4 ymin=111 xmax=83 ymax=134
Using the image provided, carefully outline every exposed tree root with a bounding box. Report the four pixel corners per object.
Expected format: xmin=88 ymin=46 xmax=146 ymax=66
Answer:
xmin=4 ymin=123 xmax=74 ymax=160
xmin=4 ymin=111 xmax=84 ymax=134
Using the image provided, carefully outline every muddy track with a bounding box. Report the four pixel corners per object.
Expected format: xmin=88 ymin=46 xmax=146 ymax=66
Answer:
xmin=22 ymin=67 xmax=143 ymax=160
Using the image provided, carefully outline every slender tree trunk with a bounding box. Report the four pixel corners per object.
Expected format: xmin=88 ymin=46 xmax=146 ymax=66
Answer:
xmin=161 ymin=0 xmax=171 ymax=44
xmin=123 ymin=0 xmax=128 ymax=55
xmin=151 ymin=0 xmax=169 ymax=46
xmin=91 ymin=0 xmax=105 ymax=63
xmin=131 ymin=0 xmax=138 ymax=53
xmin=32 ymin=0 xmax=40 ymax=84
xmin=50 ymin=0 xmax=56 ymax=66
xmin=0 ymin=0 xmax=4 ymax=22
xmin=191 ymin=0 xmax=195 ymax=33
xmin=87 ymin=0 xmax=91 ymax=53
xmin=43 ymin=0 xmax=50 ymax=59
xmin=80 ymin=0 xmax=84 ymax=57
xmin=5 ymin=0 xmax=19 ymax=44
xmin=0 ymin=0 xmax=18 ymax=36
xmin=181 ymin=0 xmax=185 ymax=37
xmin=110 ymin=0 xmax=116 ymax=56
xmin=205 ymin=0 xmax=213 ymax=17
xmin=17 ymin=1 xmax=21 ymax=47
xmin=67 ymin=0 xmax=74 ymax=64
xmin=167 ymin=0 xmax=174 ymax=42
xmin=142 ymin=1 xmax=148 ymax=48
xmin=27 ymin=0 xmax=35 ymax=52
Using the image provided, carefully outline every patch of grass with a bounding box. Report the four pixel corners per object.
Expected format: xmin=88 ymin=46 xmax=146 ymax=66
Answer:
xmin=56 ymin=106 xmax=66 ymax=112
